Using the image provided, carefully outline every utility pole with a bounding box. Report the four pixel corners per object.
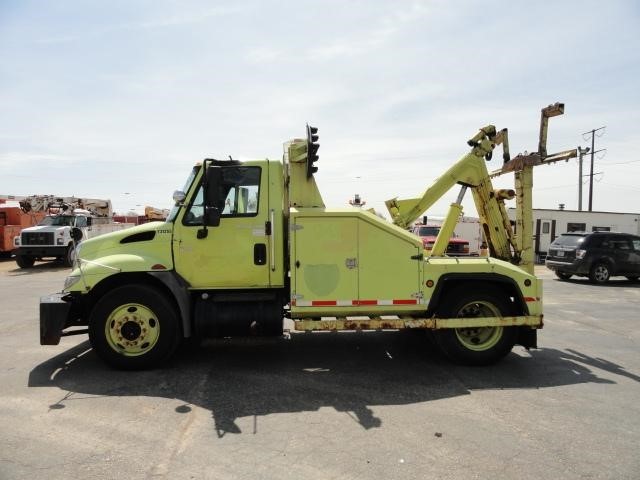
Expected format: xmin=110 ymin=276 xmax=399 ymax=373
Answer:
xmin=582 ymin=126 xmax=606 ymax=211
xmin=577 ymin=146 xmax=590 ymax=211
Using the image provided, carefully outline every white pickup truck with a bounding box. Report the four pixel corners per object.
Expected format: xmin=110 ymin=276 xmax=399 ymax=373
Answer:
xmin=14 ymin=208 xmax=132 ymax=268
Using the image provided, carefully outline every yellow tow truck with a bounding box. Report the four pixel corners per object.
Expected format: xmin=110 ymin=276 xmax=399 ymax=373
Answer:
xmin=40 ymin=104 xmax=576 ymax=369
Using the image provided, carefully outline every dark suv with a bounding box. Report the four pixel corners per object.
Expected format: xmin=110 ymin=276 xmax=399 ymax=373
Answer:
xmin=545 ymin=232 xmax=640 ymax=284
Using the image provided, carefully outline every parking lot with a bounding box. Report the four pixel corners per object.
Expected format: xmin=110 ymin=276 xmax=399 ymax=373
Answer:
xmin=1 ymin=258 xmax=639 ymax=480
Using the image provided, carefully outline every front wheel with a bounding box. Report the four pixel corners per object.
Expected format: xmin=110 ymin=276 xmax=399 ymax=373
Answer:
xmin=16 ymin=255 xmax=35 ymax=268
xmin=88 ymin=284 xmax=181 ymax=370
xmin=434 ymin=287 xmax=518 ymax=365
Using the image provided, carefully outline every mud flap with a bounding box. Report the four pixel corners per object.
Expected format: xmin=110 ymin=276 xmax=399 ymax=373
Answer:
xmin=517 ymin=327 xmax=538 ymax=349
xmin=40 ymin=294 xmax=72 ymax=345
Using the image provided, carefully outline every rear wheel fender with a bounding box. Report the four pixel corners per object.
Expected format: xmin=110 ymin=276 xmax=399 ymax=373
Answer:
xmin=429 ymin=274 xmax=526 ymax=316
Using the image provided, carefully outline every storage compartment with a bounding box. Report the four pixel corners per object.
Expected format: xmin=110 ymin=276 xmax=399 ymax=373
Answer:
xmin=290 ymin=209 xmax=423 ymax=317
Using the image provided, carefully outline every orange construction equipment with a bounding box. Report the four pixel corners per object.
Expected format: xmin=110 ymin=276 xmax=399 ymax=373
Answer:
xmin=0 ymin=203 xmax=46 ymax=254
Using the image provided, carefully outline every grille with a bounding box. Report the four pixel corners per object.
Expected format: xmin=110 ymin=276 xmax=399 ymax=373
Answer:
xmin=22 ymin=231 xmax=54 ymax=246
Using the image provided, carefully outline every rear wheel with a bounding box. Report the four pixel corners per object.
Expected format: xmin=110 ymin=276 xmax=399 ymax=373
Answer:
xmin=88 ymin=284 xmax=181 ymax=370
xmin=434 ymin=287 xmax=517 ymax=365
xmin=555 ymin=271 xmax=573 ymax=280
xmin=16 ymin=255 xmax=35 ymax=268
xmin=589 ymin=262 xmax=611 ymax=284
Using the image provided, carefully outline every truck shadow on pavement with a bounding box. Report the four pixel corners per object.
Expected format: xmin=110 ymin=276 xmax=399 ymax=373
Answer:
xmin=28 ymin=332 xmax=635 ymax=437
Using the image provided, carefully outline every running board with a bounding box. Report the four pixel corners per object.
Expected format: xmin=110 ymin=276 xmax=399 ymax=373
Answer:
xmin=293 ymin=315 xmax=543 ymax=332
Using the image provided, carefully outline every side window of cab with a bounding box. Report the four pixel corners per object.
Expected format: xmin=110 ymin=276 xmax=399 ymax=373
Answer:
xmin=183 ymin=166 xmax=261 ymax=225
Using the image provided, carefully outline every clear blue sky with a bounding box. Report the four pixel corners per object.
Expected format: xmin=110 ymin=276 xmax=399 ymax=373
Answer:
xmin=1 ymin=0 xmax=639 ymax=216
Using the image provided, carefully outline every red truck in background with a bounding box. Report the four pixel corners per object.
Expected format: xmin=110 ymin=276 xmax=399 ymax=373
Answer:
xmin=412 ymin=223 xmax=471 ymax=256
xmin=0 ymin=200 xmax=46 ymax=256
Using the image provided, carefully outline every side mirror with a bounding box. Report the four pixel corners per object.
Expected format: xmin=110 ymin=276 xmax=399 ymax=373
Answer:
xmin=204 ymin=166 xmax=223 ymax=207
xmin=202 ymin=165 xmax=223 ymax=228
xmin=173 ymin=190 xmax=186 ymax=204
xmin=70 ymin=227 xmax=83 ymax=243
xmin=204 ymin=207 xmax=221 ymax=227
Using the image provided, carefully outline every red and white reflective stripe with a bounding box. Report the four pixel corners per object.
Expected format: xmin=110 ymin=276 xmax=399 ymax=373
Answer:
xmin=293 ymin=298 xmax=423 ymax=307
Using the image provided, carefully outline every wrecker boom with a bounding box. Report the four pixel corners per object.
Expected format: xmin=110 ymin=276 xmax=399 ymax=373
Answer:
xmin=386 ymin=103 xmax=577 ymax=274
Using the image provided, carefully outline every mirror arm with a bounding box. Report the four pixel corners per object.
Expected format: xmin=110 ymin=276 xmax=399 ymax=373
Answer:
xmin=197 ymin=159 xmax=210 ymax=239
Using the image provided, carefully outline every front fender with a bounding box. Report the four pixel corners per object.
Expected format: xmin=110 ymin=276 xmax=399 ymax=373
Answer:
xmin=66 ymin=253 xmax=174 ymax=293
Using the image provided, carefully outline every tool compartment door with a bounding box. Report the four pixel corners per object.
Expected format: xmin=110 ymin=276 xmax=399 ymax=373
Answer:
xmin=358 ymin=218 xmax=422 ymax=305
xmin=293 ymin=216 xmax=358 ymax=306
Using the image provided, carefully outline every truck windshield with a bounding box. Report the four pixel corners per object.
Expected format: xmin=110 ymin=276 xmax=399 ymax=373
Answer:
xmin=38 ymin=216 xmax=75 ymax=226
xmin=417 ymin=226 xmax=441 ymax=236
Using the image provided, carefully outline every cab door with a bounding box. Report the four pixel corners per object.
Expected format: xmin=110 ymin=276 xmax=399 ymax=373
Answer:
xmin=173 ymin=164 xmax=272 ymax=289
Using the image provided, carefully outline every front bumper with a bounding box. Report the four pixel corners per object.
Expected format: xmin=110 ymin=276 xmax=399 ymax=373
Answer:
xmin=40 ymin=293 xmax=72 ymax=345
xmin=20 ymin=246 xmax=67 ymax=258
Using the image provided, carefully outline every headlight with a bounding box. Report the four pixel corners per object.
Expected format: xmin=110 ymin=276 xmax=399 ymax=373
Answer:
xmin=64 ymin=275 xmax=81 ymax=290
xmin=14 ymin=237 xmax=20 ymax=247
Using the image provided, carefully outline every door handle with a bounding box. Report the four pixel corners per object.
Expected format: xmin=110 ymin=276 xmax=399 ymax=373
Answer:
xmin=254 ymin=243 xmax=267 ymax=265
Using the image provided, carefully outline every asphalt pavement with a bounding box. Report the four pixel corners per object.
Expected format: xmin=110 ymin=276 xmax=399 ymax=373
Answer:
xmin=0 ymin=258 xmax=638 ymax=479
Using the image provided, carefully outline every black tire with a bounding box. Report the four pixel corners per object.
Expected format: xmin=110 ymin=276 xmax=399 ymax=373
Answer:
xmin=88 ymin=284 xmax=181 ymax=370
xmin=434 ymin=286 xmax=518 ymax=366
xmin=555 ymin=271 xmax=573 ymax=280
xmin=589 ymin=262 xmax=611 ymax=284
xmin=16 ymin=255 xmax=35 ymax=269
xmin=62 ymin=244 xmax=75 ymax=268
